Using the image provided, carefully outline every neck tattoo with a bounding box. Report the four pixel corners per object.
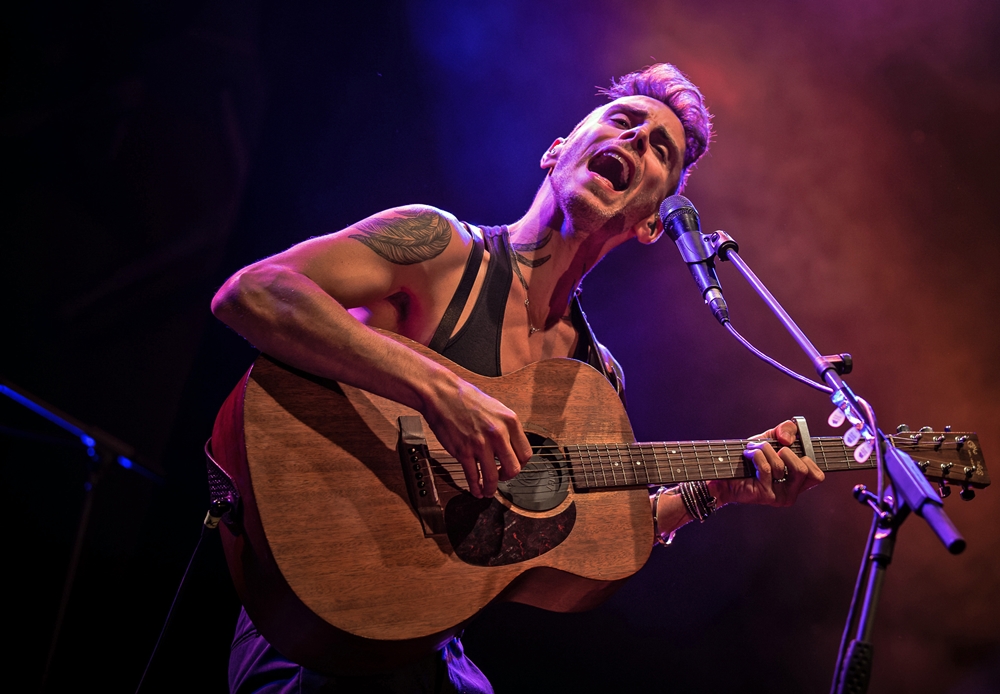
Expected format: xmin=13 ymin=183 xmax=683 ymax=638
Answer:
xmin=510 ymin=246 xmax=540 ymax=336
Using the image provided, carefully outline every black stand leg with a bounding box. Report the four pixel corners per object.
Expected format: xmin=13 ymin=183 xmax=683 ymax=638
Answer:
xmin=40 ymin=455 xmax=108 ymax=692
xmin=832 ymin=490 xmax=910 ymax=694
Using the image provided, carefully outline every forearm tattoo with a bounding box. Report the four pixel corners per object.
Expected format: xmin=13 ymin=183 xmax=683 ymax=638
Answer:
xmin=512 ymin=229 xmax=552 ymax=268
xmin=349 ymin=207 xmax=452 ymax=265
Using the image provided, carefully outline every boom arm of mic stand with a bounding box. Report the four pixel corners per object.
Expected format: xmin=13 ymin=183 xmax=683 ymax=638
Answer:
xmin=707 ymin=230 xmax=965 ymax=553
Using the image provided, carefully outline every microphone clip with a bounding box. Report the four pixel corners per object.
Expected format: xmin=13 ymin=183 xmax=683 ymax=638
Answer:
xmin=674 ymin=231 xmax=717 ymax=264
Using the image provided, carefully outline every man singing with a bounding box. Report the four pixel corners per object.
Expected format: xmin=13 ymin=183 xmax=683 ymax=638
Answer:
xmin=212 ymin=63 xmax=825 ymax=693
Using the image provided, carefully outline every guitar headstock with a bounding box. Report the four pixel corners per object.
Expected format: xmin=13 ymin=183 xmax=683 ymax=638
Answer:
xmin=886 ymin=430 xmax=990 ymax=494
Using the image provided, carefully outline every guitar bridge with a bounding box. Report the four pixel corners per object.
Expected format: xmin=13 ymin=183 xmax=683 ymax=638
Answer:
xmin=397 ymin=416 xmax=446 ymax=537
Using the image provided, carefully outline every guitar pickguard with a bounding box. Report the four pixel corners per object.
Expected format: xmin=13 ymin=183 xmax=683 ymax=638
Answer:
xmin=445 ymin=495 xmax=576 ymax=567
xmin=443 ymin=432 xmax=576 ymax=566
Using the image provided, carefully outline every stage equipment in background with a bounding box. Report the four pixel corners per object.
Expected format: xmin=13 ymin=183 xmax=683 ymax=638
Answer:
xmin=0 ymin=379 xmax=162 ymax=691
xmin=133 ymin=458 xmax=232 ymax=694
xmin=202 ymin=332 xmax=987 ymax=675
xmin=658 ymin=194 xmax=991 ymax=694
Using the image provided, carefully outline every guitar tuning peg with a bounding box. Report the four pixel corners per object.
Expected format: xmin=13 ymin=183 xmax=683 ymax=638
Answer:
xmin=960 ymin=484 xmax=976 ymax=501
xmin=944 ymin=425 xmax=952 ymax=432
xmin=896 ymin=424 xmax=910 ymax=433
xmin=938 ymin=479 xmax=951 ymax=499
xmin=918 ymin=426 xmax=933 ymax=433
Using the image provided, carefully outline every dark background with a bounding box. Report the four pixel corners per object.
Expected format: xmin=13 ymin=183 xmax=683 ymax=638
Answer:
xmin=2 ymin=1 xmax=998 ymax=692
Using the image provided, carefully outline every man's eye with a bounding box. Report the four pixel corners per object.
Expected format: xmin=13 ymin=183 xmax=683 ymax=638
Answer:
xmin=611 ymin=116 xmax=629 ymax=128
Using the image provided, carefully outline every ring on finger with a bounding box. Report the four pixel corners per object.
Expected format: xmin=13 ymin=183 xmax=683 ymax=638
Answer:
xmin=775 ymin=467 xmax=790 ymax=483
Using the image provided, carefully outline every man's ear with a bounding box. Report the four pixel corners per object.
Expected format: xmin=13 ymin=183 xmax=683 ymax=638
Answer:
xmin=636 ymin=213 xmax=664 ymax=245
xmin=540 ymin=138 xmax=564 ymax=171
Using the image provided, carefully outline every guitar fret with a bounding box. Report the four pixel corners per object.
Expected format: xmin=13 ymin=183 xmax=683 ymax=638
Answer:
xmin=733 ymin=440 xmax=745 ymax=479
xmin=651 ymin=444 xmax=664 ymax=486
xmin=616 ymin=444 xmax=630 ymax=486
xmin=592 ymin=446 xmax=601 ymax=485
xmin=615 ymin=444 xmax=625 ymax=487
xmin=585 ymin=444 xmax=596 ymax=487
xmin=607 ymin=445 xmax=616 ymax=484
xmin=578 ymin=446 xmax=591 ymax=489
xmin=639 ymin=445 xmax=652 ymax=485
xmin=723 ymin=440 xmax=739 ymax=480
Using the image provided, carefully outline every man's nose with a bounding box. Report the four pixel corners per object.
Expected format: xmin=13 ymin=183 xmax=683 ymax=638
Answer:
xmin=620 ymin=126 xmax=647 ymax=154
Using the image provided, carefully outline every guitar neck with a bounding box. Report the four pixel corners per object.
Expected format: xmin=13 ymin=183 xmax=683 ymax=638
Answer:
xmin=571 ymin=436 xmax=910 ymax=490
xmin=569 ymin=430 xmax=989 ymax=490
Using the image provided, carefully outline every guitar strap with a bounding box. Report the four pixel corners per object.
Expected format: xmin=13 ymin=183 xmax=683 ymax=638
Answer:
xmin=428 ymin=226 xmax=484 ymax=353
xmin=570 ymin=294 xmax=627 ymax=408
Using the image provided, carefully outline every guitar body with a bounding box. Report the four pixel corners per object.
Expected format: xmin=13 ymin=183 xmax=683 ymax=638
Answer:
xmin=211 ymin=332 xmax=653 ymax=674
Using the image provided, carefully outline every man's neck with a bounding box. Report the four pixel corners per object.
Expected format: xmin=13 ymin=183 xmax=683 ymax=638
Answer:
xmin=506 ymin=181 xmax=631 ymax=331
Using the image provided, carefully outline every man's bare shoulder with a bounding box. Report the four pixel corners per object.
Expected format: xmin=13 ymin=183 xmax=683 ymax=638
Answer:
xmin=347 ymin=204 xmax=475 ymax=267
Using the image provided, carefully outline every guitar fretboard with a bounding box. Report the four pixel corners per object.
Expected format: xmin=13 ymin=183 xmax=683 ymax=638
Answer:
xmin=569 ymin=437 xmax=875 ymax=490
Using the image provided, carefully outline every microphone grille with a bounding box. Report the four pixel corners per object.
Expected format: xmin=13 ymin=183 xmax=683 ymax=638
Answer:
xmin=659 ymin=195 xmax=697 ymax=224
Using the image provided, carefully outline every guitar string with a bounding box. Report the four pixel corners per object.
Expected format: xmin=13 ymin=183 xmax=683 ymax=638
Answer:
xmin=420 ymin=444 xmax=964 ymax=471
xmin=418 ymin=436 xmax=954 ymax=454
xmin=415 ymin=452 xmax=968 ymax=490
xmin=415 ymin=463 xmax=970 ymax=491
xmin=420 ymin=436 xmax=962 ymax=462
xmin=418 ymin=434 xmax=960 ymax=458
xmin=412 ymin=438 xmax=972 ymax=487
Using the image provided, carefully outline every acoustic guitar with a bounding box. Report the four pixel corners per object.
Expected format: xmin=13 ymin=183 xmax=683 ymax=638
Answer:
xmin=208 ymin=330 xmax=989 ymax=674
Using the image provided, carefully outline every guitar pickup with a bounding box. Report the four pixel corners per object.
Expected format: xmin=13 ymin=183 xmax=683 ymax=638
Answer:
xmin=397 ymin=416 xmax=446 ymax=537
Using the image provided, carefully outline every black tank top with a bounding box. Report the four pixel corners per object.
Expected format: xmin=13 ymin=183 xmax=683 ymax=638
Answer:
xmin=428 ymin=226 xmax=510 ymax=376
xmin=426 ymin=226 xmax=624 ymax=403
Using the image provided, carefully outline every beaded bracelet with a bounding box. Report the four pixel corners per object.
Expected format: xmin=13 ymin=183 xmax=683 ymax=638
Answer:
xmin=692 ymin=480 xmax=718 ymax=519
xmin=682 ymin=480 xmax=717 ymax=522
xmin=652 ymin=482 xmax=719 ymax=547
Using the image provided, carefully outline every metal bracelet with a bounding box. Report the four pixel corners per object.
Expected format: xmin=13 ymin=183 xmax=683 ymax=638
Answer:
xmin=651 ymin=486 xmax=674 ymax=546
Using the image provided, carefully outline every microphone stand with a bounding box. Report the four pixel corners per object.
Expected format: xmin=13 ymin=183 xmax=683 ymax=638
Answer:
xmin=700 ymin=230 xmax=966 ymax=694
xmin=0 ymin=378 xmax=162 ymax=691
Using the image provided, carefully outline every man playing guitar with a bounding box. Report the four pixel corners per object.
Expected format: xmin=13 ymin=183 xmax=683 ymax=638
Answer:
xmin=212 ymin=63 xmax=825 ymax=693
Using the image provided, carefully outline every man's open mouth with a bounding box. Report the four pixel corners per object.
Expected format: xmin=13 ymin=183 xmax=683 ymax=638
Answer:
xmin=587 ymin=150 xmax=633 ymax=192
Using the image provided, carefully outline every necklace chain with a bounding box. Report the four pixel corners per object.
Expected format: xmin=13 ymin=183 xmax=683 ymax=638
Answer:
xmin=510 ymin=247 xmax=540 ymax=336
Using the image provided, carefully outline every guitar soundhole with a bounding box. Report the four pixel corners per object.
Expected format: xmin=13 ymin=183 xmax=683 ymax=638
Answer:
xmin=445 ymin=434 xmax=575 ymax=567
xmin=496 ymin=433 xmax=569 ymax=512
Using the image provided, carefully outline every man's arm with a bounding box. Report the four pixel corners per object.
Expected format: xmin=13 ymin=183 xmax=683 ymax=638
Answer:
xmin=211 ymin=205 xmax=532 ymax=498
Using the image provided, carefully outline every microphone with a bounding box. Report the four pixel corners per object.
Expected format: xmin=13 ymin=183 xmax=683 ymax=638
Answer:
xmin=658 ymin=195 xmax=730 ymax=325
